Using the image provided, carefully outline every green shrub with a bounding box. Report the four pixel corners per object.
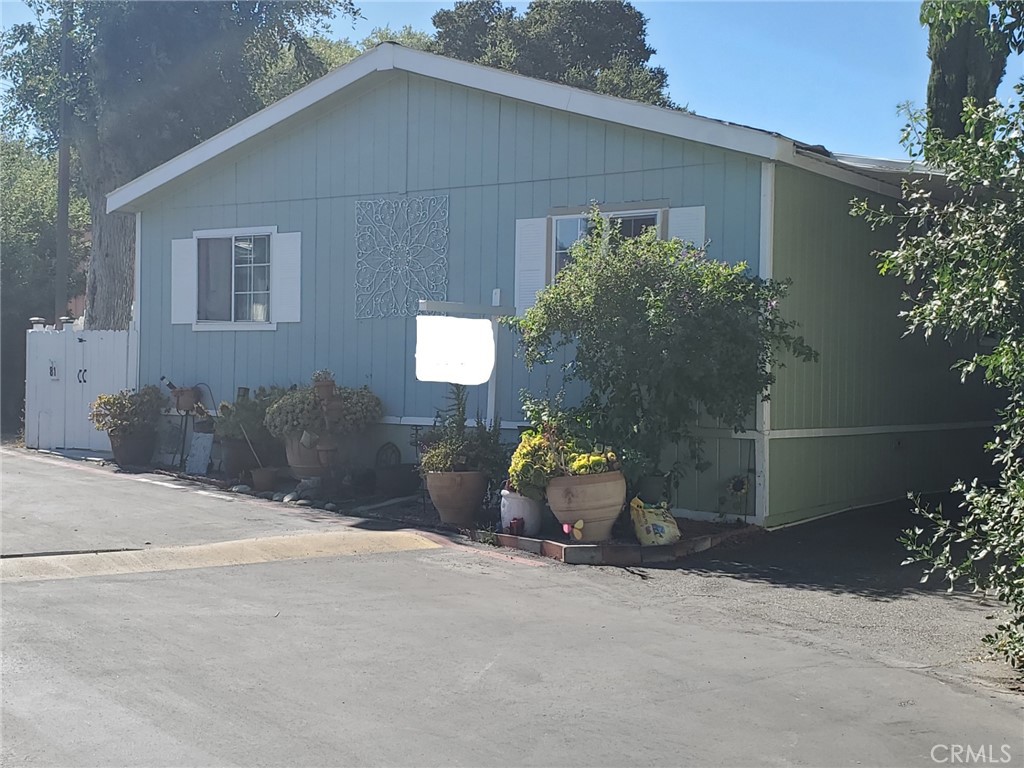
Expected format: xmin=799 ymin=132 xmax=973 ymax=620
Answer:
xmin=419 ymin=384 xmax=508 ymax=478
xmin=327 ymin=386 xmax=383 ymax=435
xmin=263 ymin=387 xmax=321 ymax=438
xmin=508 ymin=210 xmax=816 ymax=477
xmin=89 ymin=385 xmax=165 ymax=436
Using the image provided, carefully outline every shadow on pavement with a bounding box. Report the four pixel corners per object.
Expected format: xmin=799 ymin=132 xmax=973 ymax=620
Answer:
xmin=673 ymin=494 xmax=973 ymax=601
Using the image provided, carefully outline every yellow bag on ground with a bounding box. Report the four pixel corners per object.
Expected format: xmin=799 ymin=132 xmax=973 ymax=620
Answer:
xmin=630 ymin=497 xmax=681 ymax=547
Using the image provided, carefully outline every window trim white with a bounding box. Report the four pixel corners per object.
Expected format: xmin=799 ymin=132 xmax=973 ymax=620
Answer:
xmin=193 ymin=226 xmax=277 ymax=328
xmin=191 ymin=321 xmax=278 ymax=332
xmin=549 ymin=208 xmax=662 ymax=281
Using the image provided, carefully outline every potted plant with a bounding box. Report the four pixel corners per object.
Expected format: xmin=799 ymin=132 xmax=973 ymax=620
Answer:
xmin=419 ymin=384 xmax=506 ymax=528
xmin=88 ymin=385 xmax=165 ymax=467
xmin=264 ymin=387 xmax=326 ymax=478
xmin=503 ymin=429 xmax=555 ymax=537
xmin=508 ymin=423 xmax=625 ymax=543
xmin=311 ymin=368 xmax=336 ymax=402
xmin=215 ymin=387 xmax=280 ymax=480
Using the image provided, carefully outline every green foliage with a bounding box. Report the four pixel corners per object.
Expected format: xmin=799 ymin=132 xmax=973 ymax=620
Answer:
xmin=853 ymin=83 xmax=1024 ymax=672
xmin=257 ymin=26 xmax=433 ymax=104
xmin=921 ymin=0 xmax=1014 ymax=138
xmin=215 ymin=386 xmax=285 ymax=444
xmin=0 ymin=137 xmax=89 ymax=429
xmin=431 ymin=0 xmax=679 ymax=108
xmin=508 ymin=210 xmax=816 ymax=476
xmin=263 ymin=387 xmax=322 ymax=438
xmin=508 ymin=429 xmax=558 ymax=499
xmin=89 ymin=385 xmax=165 ymax=436
xmin=1 ymin=0 xmax=354 ymax=328
xmin=418 ymin=384 xmax=508 ymax=477
xmin=327 ymin=386 xmax=384 ymax=435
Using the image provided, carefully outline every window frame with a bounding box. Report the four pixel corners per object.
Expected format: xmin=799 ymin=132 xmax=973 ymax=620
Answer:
xmin=191 ymin=226 xmax=277 ymax=331
xmin=549 ymin=208 xmax=663 ymax=280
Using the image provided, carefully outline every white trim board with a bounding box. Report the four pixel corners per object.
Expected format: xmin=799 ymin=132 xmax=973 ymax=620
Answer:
xmin=107 ymin=44 xmax=906 ymax=214
xmin=767 ymin=421 xmax=994 ymax=439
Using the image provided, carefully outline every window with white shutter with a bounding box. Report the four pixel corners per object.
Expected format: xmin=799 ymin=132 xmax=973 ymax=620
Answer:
xmin=169 ymin=226 xmax=300 ymax=330
xmin=514 ymin=205 xmax=707 ymax=316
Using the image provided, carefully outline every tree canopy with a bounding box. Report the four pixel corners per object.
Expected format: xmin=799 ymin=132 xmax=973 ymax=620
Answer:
xmin=258 ymin=26 xmax=434 ymax=105
xmin=432 ymin=0 xmax=676 ymax=108
xmin=853 ymin=83 xmax=1024 ymax=672
xmin=1 ymin=0 xmax=355 ymax=329
xmin=0 ymin=138 xmax=89 ymax=429
xmin=922 ymin=0 xmax=1023 ymax=137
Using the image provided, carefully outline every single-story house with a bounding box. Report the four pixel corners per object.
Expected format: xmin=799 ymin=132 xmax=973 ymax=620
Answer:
xmin=106 ymin=43 xmax=995 ymax=527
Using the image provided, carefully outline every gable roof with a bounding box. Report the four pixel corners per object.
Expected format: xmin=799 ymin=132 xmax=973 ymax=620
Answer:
xmin=107 ymin=43 xmax=908 ymax=213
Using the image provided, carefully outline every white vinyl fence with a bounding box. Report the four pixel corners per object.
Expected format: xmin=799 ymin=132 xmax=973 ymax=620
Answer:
xmin=25 ymin=325 xmax=138 ymax=451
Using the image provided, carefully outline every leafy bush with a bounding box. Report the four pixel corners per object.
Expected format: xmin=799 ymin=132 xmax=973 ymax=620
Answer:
xmin=311 ymin=368 xmax=335 ymax=383
xmin=326 ymin=386 xmax=383 ymax=435
xmin=508 ymin=429 xmax=558 ymax=499
xmin=419 ymin=384 xmax=507 ymax=477
xmin=89 ymin=385 xmax=165 ymax=436
xmin=854 ymin=85 xmax=1024 ymax=672
xmin=508 ymin=211 xmax=816 ymax=476
xmin=216 ymin=386 xmax=284 ymax=443
xmin=263 ymin=387 xmax=322 ymax=438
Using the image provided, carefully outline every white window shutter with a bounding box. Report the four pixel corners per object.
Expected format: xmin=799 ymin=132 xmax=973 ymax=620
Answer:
xmin=668 ymin=206 xmax=706 ymax=249
xmin=170 ymin=238 xmax=197 ymax=324
xmin=271 ymin=232 xmax=302 ymax=323
xmin=514 ymin=218 xmax=548 ymax=315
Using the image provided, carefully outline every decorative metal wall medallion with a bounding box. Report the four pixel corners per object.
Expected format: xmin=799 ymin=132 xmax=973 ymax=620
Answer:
xmin=355 ymin=196 xmax=449 ymax=318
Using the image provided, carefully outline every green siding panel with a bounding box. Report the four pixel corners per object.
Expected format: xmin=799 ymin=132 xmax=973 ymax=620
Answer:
xmin=767 ymin=429 xmax=993 ymax=527
xmin=770 ymin=165 xmax=997 ymax=431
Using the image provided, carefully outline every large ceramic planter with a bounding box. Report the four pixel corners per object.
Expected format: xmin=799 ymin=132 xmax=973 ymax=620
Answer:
xmin=425 ymin=471 xmax=488 ymax=528
xmin=547 ymin=470 xmax=627 ymax=543
xmin=284 ymin=433 xmax=327 ymax=478
xmin=500 ymin=489 xmax=544 ymax=537
xmin=108 ymin=430 xmax=157 ymax=468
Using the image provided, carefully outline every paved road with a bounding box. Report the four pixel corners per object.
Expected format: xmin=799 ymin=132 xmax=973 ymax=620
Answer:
xmin=3 ymin=448 xmax=1022 ymax=767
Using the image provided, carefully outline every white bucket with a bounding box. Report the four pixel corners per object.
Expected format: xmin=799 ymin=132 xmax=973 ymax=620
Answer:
xmin=500 ymin=489 xmax=544 ymax=537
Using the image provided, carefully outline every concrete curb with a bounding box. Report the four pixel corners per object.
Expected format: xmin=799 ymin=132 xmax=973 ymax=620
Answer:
xmin=469 ymin=526 xmax=761 ymax=566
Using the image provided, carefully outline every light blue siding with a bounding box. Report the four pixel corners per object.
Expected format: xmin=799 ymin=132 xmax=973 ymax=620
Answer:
xmin=137 ymin=71 xmax=762 ymax=422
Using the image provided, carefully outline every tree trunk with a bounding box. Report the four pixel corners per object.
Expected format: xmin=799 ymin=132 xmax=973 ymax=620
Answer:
xmin=83 ymin=195 xmax=135 ymax=330
xmin=926 ymin=15 xmax=1008 ymax=139
xmin=78 ymin=136 xmax=138 ymax=331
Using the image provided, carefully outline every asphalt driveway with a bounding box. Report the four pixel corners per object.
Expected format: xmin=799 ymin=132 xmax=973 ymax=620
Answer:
xmin=2 ymin=448 xmax=1022 ymax=767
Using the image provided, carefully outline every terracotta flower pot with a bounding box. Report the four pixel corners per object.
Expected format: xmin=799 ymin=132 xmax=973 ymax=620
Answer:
xmin=425 ymin=471 xmax=488 ymax=528
xmin=547 ymin=470 xmax=627 ymax=543
xmin=108 ymin=430 xmax=157 ymax=468
xmin=172 ymin=387 xmax=197 ymax=412
xmin=250 ymin=466 xmax=278 ymax=492
xmin=284 ymin=434 xmax=327 ymax=478
xmin=313 ymin=380 xmax=336 ymax=402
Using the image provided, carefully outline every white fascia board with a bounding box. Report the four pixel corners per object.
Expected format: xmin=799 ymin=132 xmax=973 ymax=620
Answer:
xmin=394 ymin=45 xmax=789 ymax=161
xmin=106 ymin=46 xmax=396 ymax=213
xmin=787 ymin=147 xmax=904 ymax=199
xmin=107 ymin=43 xmax=908 ymax=214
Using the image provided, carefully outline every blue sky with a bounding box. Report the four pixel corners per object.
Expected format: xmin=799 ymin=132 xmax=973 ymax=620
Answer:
xmin=3 ymin=0 xmax=1021 ymax=159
